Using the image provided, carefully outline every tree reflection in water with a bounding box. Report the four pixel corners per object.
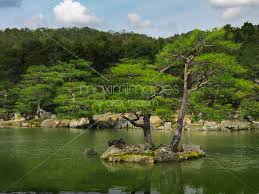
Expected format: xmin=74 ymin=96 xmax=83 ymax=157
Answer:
xmin=101 ymin=161 xmax=185 ymax=194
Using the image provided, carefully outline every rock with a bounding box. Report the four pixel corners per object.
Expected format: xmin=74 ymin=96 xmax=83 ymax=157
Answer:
xmin=150 ymin=116 xmax=164 ymax=128
xmin=252 ymin=121 xmax=259 ymax=129
xmin=12 ymin=113 xmax=25 ymax=122
xmin=38 ymin=109 xmax=52 ymax=119
xmin=164 ymin=122 xmax=172 ymax=130
xmin=85 ymin=148 xmax=98 ymax=156
xmin=220 ymin=120 xmax=251 ymax=131
xmin=114 ymin=120 xmax=134 ymax=129
xmin=1 ymin=120 xmax=23 ymax=127
xmin=108 ymin=138 xmax=126 ymax=148
xmin=157 ymin=126 xmax=164 ymax=130
xmin=41 ymin=119 xmax=60 ymax=128
xmin=28 ymin=119 xmax=42 ymax=127
xmin=157 ymin=122 xmax=172 ymax=130
xmin=58 ymin=120 xmax=71 ymax=128
xmin=69 ymin=118 xmax=89 ymax=128
xmin=185 ymin=124 xmax=204 ymax=131
xmin=94 ymin=113 xmax=120 ymax=128
xmin=101 ymin=145 xmax=155 ymax=163
xmin=22 ymin=122 xmax=30 ymax=127
xmin=155 ymin=145 xmax=177 ymax=162
xmin=183 ymin=115 xmax=192 ymax=126
xmin=51 ymin=114 xmax=57 ymax=119
xmin=101 ymin=144 xmax=205 ymax=164
xmin=203 ymin=121 xmax=220 ymax=131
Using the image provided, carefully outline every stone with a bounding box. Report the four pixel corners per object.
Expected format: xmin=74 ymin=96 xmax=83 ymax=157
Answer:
xmin=85 ymin=148 xmax=98 ymax=156
xmin=155 ymin=145 xmax=177 ymax=162
xmin=203 ymin=121 xmax=220 ymax=131
xmin=185 ymin=124 xmax=204 ymax=131
xmin=108 ymin=138 xmax=126 ymax=148
xmin=220 ymin=120 xmax=251 ymax=131
xmin=12 ymin=121 xmax=23 ymax=127
xmin=51 ymin=114 xmax=57 ymax=119
xmin=94 ymin=113 xmax=121 ymax=128
xmin=41 ymin=119 xmax=60 ymax=128
xmin=114 ymin=120 xmax=134 ymax=129
xmin=38 ymin=109 xmax=52 ymax=119
xmin=150 ymin=116 xmax=164 ymax=128
xmin=101 ymin=145 xmax=155 ymax=163
xmin=22 ymin=122 xmax=30 ymax=127
xmin=184 ymin=115 xmax=192 ymax=126
xmin=101 ymin=144 xmax=205 ymax=164
xmin=164 ymin=122 xmax=172 ymax=130
xmin=157 ymin=126 xmax=164 ymax=130
xmin=13 ymin=113 xmax=25 ymax=122
xmin=69 ymin=118 xmax=89 ymax=128
xmin=58 ymin=120 xmax=71 ymax=128
xmin=252 ymin=121 xmax=259 ymax=130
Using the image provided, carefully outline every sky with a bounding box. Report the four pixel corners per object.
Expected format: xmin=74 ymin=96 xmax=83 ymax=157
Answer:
xmin=0 ymin=0 xmax=258 ymax=37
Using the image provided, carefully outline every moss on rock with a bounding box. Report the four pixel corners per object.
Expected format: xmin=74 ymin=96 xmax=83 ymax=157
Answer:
xmin=101 ymin=144 xmax=205 ymax=163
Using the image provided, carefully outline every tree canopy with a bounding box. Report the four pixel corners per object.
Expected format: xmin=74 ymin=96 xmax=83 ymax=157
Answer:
xmin=0 ymin=23 xmax=258 ymax=122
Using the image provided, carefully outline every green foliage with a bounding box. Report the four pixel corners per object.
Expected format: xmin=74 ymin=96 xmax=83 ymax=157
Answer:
xmin=15 ymin=84 xmax=53 ymax=115
xmin=241 ymin=22 xmax=256 ymax=39
xmin=238 ymin=39 xmax=259 ymax=80
xmin=106 ymin=59 xmax=176 ymax=118
xmin=0 ymin=108 xmax=8 ymax=120
xmin=54 ymin=82 xmax=105 ymax=119
xmin=240 ymin=100 xmax=259 ymax=119
xmin=0 ymin=23 xmax=258 ymax=121
xmin=156 ymin=26 xmax=256 ymax=121
xmin=0 ymin=27 xmax=163 ymax=87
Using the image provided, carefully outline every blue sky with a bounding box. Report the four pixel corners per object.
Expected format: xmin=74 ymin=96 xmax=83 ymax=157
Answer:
xmin=0 ymin=0 xmax=258 ymax=37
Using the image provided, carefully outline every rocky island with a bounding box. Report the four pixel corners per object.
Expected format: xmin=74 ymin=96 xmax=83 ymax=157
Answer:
xmin=101 ymin=143 xmax=205 ymax=163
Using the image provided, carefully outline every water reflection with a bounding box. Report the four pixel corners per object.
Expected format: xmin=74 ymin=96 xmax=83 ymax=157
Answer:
xmin=101 ymin=161 xmax=187 ymax=194
xmin=1 ymin=128 xmax=259 ymax=194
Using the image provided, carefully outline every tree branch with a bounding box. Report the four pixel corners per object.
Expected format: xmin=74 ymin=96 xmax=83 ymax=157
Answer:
xmin=148 ymin=86 xmax=163 ymax=100
xmin=190 ymin=80 xmax=208 ymax=93
xmin=159 ymin=64 xmax=176 ymax=73
xmin=121 ymin=113 xmax=144 ymax=128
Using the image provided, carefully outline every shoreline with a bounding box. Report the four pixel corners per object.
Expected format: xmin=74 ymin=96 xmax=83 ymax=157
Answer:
xmin=1 ymin=114 xmax=258 ymax=132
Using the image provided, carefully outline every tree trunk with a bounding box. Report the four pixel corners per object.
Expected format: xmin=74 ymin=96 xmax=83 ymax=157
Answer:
xmin=36 ymin=103 xmax=41 ymax=115
xmin=171 ymin=63 xmax=190 ymax=152
xmin=143 ymin=113 xmax=153 ymax=148
xmin=88 ymin=115 xmax=97 ymax=129
xmin=121 ymin=113 xmax=153 ymax=148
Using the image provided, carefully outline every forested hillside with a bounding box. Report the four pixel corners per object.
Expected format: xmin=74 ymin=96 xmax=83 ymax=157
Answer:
xmin=0 ymin=22 xmax=258 ymax=121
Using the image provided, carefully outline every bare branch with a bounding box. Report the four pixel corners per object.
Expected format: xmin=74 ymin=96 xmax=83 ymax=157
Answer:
xmin=190 ymin=80 xmax=208 ymax=93
xmin=159 ymin=64 xmax=176 ymax=73
xmin=121 ymin=113 xmax=144 ymax=128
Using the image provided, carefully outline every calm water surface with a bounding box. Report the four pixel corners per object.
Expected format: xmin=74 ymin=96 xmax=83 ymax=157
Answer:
xmin=0 ymin=128 xmax=259 ymax=194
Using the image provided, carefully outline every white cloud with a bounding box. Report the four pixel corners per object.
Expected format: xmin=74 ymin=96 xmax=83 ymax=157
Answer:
xmin=221 ymin=7 xmax=241 ymax=19
xmin=128 ymin=13 xmax=152 ymax=28
xmin=53 ymin=0 xmax=100 ymax=26
xmin=24 ymin=14 xmax=45 ymax=28
xmin=210 ymin=0 xmax=259 ymax=7
xmin=210 ymin=0 xmax=259 ymax=20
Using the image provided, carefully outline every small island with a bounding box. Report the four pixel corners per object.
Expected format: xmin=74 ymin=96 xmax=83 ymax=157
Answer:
xmin=101 ymin=142 xmax=205 ymax=163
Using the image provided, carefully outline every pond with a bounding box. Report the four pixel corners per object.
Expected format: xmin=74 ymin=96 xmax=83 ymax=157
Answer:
xmin=0 ymin=128 xmax=259 ymax=194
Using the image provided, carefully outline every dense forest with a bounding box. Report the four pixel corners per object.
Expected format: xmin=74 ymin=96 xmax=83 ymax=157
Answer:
xmin=0 ymin=22 xmax=258 ymax=123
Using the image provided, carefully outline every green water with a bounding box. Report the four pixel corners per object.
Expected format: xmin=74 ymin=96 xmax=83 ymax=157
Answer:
xmin=0 ymin=128 xmax=259 ymax=194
